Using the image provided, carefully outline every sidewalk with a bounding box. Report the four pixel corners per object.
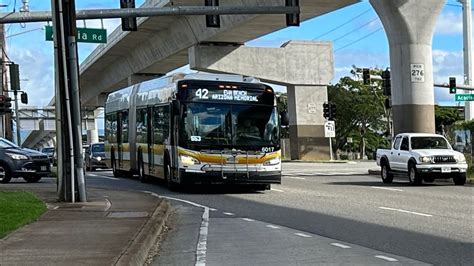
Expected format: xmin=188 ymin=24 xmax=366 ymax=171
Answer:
xmin=0 ymin=183 xmax=170 ymax=266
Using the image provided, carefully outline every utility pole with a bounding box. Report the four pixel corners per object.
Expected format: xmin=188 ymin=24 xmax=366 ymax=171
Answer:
xmin=460 ymin=0 xmax=473 ymax=120
xmin=52 ymin=0 xmax=87 ymax=202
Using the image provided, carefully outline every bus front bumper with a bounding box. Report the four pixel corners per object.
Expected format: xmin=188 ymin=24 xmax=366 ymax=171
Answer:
xmin=179 ymin=170 xmax=281 ymax=185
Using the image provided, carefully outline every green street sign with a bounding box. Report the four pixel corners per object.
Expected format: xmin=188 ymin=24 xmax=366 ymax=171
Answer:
xmin=455 ymin=94 xmax=474 ymax=101
xmin=45 ymin=26 xmax=107 ymax=44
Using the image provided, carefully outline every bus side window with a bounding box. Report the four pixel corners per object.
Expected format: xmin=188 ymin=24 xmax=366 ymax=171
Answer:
xmin=105 ymin=113 xmax=117 ymax=143
xmin=121 ymin=111 xmax=129 ymax=144
xmin=136 ymin=108 xmax=148 ymax=144
xmin=153 ymin=106 xmax=169 ymax=145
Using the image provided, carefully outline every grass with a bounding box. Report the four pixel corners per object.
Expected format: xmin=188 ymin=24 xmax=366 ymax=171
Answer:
xmin=0 ymin=191 xmax=47 ymax=239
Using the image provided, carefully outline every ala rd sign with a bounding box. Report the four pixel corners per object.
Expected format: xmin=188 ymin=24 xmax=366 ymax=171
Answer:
xmin=45 ymin=26 xmax=107 ymax=44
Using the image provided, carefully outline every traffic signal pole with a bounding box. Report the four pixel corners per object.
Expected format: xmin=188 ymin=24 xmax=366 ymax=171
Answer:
xmin=14 ymin=90 xmax=20 ymax=145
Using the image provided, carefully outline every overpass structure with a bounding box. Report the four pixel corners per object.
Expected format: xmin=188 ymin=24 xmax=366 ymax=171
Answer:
xmin=24 ymin=0 xmax=359 ymax=160
xmin=25 ymin=0 xmax=447 ymax=160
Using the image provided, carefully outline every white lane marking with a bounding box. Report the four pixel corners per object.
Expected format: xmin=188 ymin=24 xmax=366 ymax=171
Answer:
xmin=371 ymin=186 xmax=403 ymax=192
xmin=271 ymin=188 xmax=285 ymax=193
xmin=209 ymin=208 xmax=217 ymax=211
xmin=104 ymin=197 xmax=112 ymax=211
xmin=294 ymin=233 xmax=312 ymax=238
xmin=375 ymin=255 xmax=399 ymax=262
xmin=266 ymin=225 xmax=280 ymax=229
xmin=242 ymin=218 xmax=255 ymax=222
xmin=379 ymin=207 xmax=433 ymax=217
xmin=223 ymin=212 xmax=235 ymax=216
xmin=331 ymin=243 xmax=351 ymax=249
xmin=143 ymin=192 xmax=209 ymax=266
xmin=283 ymin=176 xmax=306 ymax=180
xmin=89 ymin=174 xmax=119 ymax=181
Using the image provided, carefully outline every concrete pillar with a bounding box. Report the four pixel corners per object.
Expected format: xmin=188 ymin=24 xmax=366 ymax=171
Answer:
xmin=189 ymin=41 xmax=333 ymax=160
xmin=288 ymin=85 xmax=330 ymax=160
xmin=370 ymin=0 xmax=445 ymax=134
xmin=87 ymin=129 xmax=99 ymax=144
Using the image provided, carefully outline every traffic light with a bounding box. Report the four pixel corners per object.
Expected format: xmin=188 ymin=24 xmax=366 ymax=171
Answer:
xmin=205 ymin=0 xmax=220 ymax=28
xmin=120 ymin=0 xmax=137 ymax=31
xmin=10 ymin=63 xmax=20 ymax=91
xmin=286 ymin=0 xmax=300 ymax=27
xmin=449 ymin=77 xmax=456 ymax=94
xmin=323 ymin=102 xmax=330 ymax=119
xmin=330 ymin=103 xmax=336 ymax=120
xmin=382 ymin=69 xmax=391 ymax=96
xmin=0 ymin=95 xmax=12 ymax=115
xmin=21 ymin=93 xmax=28 ymax=104
xmin=362 ymin=68 xmax=370 ymax=85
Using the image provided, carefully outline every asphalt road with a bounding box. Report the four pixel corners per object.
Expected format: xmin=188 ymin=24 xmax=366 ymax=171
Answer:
xmin=83 ymin=163 xmax=473 ymax=265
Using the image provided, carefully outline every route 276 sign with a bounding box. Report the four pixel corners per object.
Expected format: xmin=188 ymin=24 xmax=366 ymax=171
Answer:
xmin=324 ymin=121 xmax=336 ymax=138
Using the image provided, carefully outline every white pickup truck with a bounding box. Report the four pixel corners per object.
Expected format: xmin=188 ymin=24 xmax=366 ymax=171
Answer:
xmin=376 ymin=133 xmax=468 ymax=185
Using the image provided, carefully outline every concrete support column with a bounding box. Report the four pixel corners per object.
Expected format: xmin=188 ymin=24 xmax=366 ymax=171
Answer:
xmin=288 ymin=85 xmax=329 ymax=160
xmin=87 ymin=129 xmax=99 ymax=144
xmin=370 ymin=0 xmax=445 ymax=134
xmin=189 ymin=41 xmax=334 ymax=160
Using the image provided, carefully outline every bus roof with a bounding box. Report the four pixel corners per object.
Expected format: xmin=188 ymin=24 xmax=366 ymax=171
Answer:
xmin=105 ymin=72 xmax=263 ymax=113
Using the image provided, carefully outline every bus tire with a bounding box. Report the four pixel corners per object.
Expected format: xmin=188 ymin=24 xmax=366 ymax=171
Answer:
xmin=164 ymin=161 xmax=179 ymax=191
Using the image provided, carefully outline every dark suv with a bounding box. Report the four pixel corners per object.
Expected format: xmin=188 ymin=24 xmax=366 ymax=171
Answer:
xmin=0 ymin=138 xmax=51 ymax=183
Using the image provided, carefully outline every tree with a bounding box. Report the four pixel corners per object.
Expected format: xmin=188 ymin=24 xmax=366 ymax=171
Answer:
xmin=435 ymin=106 xmax=461 ymax=140
xmin=328 ymin=66 xmax=390 ymax=159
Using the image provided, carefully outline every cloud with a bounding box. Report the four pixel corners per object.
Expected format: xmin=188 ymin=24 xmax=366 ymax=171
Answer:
xmin=8 ymin=46 xmax=55 ymax=108
xmin=435 ymin=11 xmax=463 ymax=35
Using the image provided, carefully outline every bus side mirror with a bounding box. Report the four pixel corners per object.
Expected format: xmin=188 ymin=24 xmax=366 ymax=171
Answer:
xmin=172 ymin=100 xmax=179 ymax=114
xmin=280 ymin=111 xmax=289 ymax=126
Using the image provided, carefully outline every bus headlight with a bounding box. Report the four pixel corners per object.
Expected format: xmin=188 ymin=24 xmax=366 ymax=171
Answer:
xmin=180 ymin=155 xmax=201 ymax=166
xmin=263 ymin=157 xmax=280 ymax=166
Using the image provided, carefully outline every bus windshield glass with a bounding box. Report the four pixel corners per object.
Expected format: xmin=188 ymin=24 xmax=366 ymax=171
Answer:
xmin=181 ymin=103 xmax=279 ymax=148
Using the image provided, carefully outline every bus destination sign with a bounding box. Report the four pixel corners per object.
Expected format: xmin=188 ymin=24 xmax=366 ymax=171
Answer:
xmin=194 ymin=88 xmax=259 ymax=102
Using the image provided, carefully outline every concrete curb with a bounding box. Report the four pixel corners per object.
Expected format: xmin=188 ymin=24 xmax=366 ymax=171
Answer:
xmin=114 ymin=199 xmax=171 ymax=266
xmin=368 ymin=169 xmax=380 ymax=176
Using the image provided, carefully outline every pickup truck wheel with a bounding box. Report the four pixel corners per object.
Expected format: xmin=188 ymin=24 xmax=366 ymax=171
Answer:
xmin=453 ymin=173 xmax=466 ymax=186
xmin=408 ymin=163 xmax=422 ymax=185
xmin=0 ymin=164 xmax=12 ymax=184
xmin=381 ymin=163 xmax=394 ymax=183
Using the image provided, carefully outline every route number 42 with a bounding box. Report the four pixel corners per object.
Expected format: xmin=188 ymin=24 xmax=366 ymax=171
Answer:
xmin=195 ymin=88 xmax=209 ymax=99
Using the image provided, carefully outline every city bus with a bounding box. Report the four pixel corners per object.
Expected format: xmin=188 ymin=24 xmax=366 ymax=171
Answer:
xmin=104 ymin=73 xmax=282 ymax=190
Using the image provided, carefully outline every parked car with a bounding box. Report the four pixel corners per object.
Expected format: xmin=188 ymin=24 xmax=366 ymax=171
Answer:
xmin=0 ymin=138 xmax=52 ymax=184
xmin=84 ymin=142 xmax=107 ymax=171
xmin=40 ymin=147 xmax=56 ymax=165
xmin=376 ymin=133 xmax=468 ymax=185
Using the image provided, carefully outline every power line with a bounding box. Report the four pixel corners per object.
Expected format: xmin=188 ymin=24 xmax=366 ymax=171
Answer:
xmin=334 ymin=27 xmax=383 ymax=52
xmin=333 ymin=17 xmax=380 ymax=43
xmin=312 ymin=8 xmax=372 ymax=40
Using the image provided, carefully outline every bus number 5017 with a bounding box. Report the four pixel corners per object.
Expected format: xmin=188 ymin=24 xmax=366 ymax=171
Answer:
xmin=195 ymin=88 xmax=209 ymax=99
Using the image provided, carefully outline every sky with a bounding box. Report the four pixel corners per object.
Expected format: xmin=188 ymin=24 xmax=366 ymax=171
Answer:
xmin=1 ymin=0 xmax=472 ymax=132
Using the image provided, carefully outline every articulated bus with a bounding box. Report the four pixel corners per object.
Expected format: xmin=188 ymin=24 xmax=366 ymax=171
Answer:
xmin=104 ymin=73 xmax=281 ymax=190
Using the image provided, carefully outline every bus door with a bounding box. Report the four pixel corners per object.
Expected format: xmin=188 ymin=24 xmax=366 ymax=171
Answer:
xmin=117 ymin=110 xmax=129 ymax=169
xmin=116 ymin=112 xmax=123 ymax=169
xmin=147 ymin=107 xmax=153 ymax=174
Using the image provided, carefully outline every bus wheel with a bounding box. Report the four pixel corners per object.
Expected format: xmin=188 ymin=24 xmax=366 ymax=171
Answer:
xmin=165 ymin=163 xmax=178 ymax=191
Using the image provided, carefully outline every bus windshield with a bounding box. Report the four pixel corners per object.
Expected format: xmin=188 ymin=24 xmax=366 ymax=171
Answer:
xmin=181 ymin=103 xmax=279 ymax=148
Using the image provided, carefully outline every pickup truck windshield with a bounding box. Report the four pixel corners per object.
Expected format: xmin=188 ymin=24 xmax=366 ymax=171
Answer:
xmin=411 ymin=137 xmax=449 ymax=150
